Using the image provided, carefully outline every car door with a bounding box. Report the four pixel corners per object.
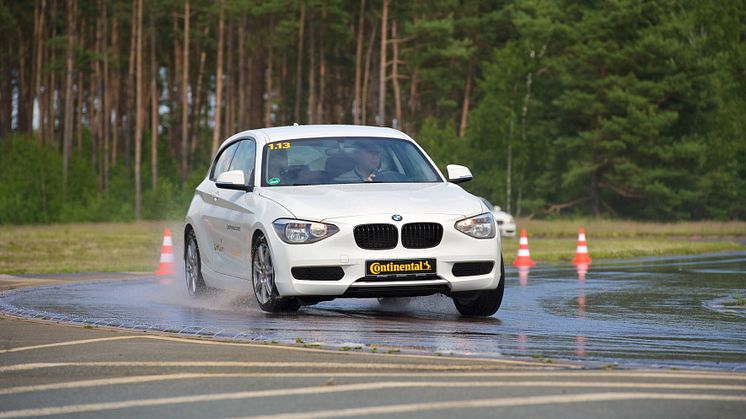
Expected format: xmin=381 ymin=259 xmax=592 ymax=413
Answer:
xmin=199 ymin=141 xmax=240 ymax=275
xmin=213 ymin=138 xmax=258 ymax=279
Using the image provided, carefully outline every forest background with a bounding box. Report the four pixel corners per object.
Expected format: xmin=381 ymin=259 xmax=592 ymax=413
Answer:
xmin=1 ymin=0 xmax=744 ymax=225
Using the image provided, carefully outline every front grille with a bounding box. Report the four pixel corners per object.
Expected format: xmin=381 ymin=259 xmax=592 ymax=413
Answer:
xmin=291 ymin=266 xmax=345 ymax=281
xmin=354 ymin=224 xmax=398 ymax=250
xmin=452 ymin=261 xmax=495 ymax=277
xmin=401 ymin=223 xmax=443 ymax=249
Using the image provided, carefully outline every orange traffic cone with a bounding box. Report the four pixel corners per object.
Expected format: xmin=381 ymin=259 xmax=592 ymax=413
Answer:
xmin=513 ymin=229 xmax=536 ymax=267
xmin=154 ymin=228 xmax=175 ymax=276
xmin=572 ymin=227 xmax=592 ymax=265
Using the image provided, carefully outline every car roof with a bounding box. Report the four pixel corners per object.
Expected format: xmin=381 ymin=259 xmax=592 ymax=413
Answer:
xmin=223 ymin=124 xmax=411 ymax=148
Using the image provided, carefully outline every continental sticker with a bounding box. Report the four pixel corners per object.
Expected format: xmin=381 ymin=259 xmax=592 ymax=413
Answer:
xmin=366 ymin=258 xmax=436 ymax=277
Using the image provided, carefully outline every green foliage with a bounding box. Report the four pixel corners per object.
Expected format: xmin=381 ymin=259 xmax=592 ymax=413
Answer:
xmin=0 ymin=136 xmax=195 ymax=224
xmin=462 ymin=0 xmax=746 ymax=219
xmin=2 ymin=0 xmax=744 ymax=223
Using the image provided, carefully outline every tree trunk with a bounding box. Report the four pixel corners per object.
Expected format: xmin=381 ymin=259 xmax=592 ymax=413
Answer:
xmin=293 ymin=5 xmax=305 ymax=123
xmin=17 ymin=30 xmax=30 ymax=134
xmin=506 ymin=85 xmax=517 ymax=213
xmin=32 ymin=0 xmax=46 ymax=141
xmin=409 ymin=68 xmax=418 ymax=130
xmin=237 ymin=14 xmax=246 ymax=129
xmin=180 ymin=0 xmax=190 ymax=186
xmin=361 ymin=20 xmax=377 ymax=125
xmin=0 ymin=37 xmax=12 ymax=138
xmin=211 ymin=0 xmax=224 ymax=156
xmin=353 ymin=0 xmax=365 ymax=124
xmin=134 ymin=0 xmax=143 ymax=218
xmin=169 ymin=13 xmax=179 ymax=158
xmin=150 ymin=5 xmax=158 ymax=192
xmin=378 ymin=0 xmax=388 ymax=126
xmin=45 ymin=0 xmax=57 ymax=146
xmin=93 ymin=11 xmax=105 ymax=180
xmin=75 ymin=66 xmax=83 ymax=152
xmin=278 ymin=51 xmax=287 ymax=125
xmin=62 ymin=0 xmax=76 ymax=195
xmin=264 ymin=18 xmax=274 ymax=127
xmin=458 ymin=58 xmax=473 ymax=138
xmin=110 ymin=17 xmax=120 ymax=168
xmin=75 ymin=25 xmax=85 ymax=154
xmin=102 ymin=1 xmax=110 ymax=191
xmin=390 ymin=19 xmax=402 ymax=129
xmin=125 ymin=0 xmax=137 ymax=171
xmin=224 ymin=21 xmax=233 ymax=137
xmin=190 ymin=26 xmax=207 ymax=154
xmin=306 ymin=16 xmax=315 ymax=124
xmin=316 ymin=9 xmax=326 ymax=123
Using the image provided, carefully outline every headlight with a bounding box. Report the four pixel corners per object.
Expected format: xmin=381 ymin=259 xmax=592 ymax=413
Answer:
xmin=272 ymin=219 xmax=339 ymax=244
xmin=455 ymin=212 xmax=496 ymax=239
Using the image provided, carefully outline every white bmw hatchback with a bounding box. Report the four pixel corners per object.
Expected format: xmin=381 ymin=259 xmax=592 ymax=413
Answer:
xmin=184 ymin=125 xmax=504 ymax=316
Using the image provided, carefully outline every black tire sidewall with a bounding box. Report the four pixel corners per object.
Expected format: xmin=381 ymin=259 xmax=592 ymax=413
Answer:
xmin=452 ymin=255 xmax=505 ymax=316
xmin=185 ymin=230 xmax=206 ymax=295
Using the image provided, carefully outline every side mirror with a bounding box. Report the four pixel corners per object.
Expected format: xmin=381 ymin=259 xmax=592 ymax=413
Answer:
xmin=216 ymin=170 xmax=251 ymax=191
xmin=446 ymin=164 xmax=473 ymax=184
xmin=493 ymin=206 xmax=501 ymax=212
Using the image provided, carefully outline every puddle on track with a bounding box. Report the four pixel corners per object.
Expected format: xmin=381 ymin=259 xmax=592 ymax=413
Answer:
xmin=1 ymin=252 xmax=745 ymax=371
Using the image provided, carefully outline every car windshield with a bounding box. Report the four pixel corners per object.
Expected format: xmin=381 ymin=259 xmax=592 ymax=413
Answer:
xmin=261 ymin=137 xmax=442 ymax=186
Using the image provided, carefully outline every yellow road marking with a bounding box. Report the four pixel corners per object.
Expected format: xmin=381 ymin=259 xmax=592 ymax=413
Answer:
xmin=0 ymin=382 xmax=745 ymax=418
xmin=0 ymin=336 xmax=140 ymax=354
xmin=0 ymin=361 xmax=518 ymax=373
xmin=241 ymin=392 xmax=746 ymax=419
xmin=1 ymin=361 xmax=744 ymax=381
xmin=0 ymin=335 xmax=550 ymax=367
xmin=0 ymin=375 xmax=744 ymax=396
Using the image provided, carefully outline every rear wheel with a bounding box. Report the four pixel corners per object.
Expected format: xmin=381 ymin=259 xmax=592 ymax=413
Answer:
xmin=252 ymin=235 xmax=300 ymax=313
xmin=184 ymin=230 xmax=206 ymax=296
xmin=452 ymin=255 xmax=505 ymax=316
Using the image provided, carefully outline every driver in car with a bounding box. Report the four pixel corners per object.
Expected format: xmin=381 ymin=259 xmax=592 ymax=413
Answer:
xmin=335 ymin=143 xmax=381 ymax=183
xmin=266 ymin=149 xmax=289 ymax=185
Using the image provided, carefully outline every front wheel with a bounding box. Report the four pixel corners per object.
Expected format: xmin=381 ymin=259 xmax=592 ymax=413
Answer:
xmin=252 ymin=235 xmax=300 ymax=313
xmin=452 ymin=255 xmax=505 ymax=316
xmin=184 ymin=230 xmax=207 ymax=296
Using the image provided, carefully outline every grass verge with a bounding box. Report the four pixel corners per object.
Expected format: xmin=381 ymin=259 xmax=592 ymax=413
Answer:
xmin=0 ymin=220 xmax=743 ymax=274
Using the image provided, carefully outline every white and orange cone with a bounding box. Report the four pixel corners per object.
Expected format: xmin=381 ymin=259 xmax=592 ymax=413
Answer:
xmin=154 ymin=228 xmax=175 ymax=276
xmin=513 ymin=229 xmax=536 ymax=267
xmin=572 ymin=227 xmax=592 ymax=265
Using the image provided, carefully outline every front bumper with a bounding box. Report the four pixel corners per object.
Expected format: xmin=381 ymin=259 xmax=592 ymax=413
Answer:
xmin=268 ymin=213 xmax=502 ymax=297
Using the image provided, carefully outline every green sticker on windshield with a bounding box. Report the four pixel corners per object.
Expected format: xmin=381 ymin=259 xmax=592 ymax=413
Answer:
xmin=268 ymin=177 xmax=281 ymax=185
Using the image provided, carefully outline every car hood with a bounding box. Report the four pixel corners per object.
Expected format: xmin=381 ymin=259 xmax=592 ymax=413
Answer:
xmin=258 ymin=182 xmax=484 ymax=220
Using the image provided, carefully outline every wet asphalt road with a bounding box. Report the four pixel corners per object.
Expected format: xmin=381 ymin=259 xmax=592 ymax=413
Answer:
xmin=0 ymin=252 xmax=745 ymax=418
xmin=2 ymin=252 xmax=745 ymax=370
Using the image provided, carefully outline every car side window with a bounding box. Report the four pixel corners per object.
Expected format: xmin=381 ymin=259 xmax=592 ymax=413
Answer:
xmin=228 ymin=139 xmax=256 ymax=185
xmin=211 ymin=142 xmax=240 ymax=181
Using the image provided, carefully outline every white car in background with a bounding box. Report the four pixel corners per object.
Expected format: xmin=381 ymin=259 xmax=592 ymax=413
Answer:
xmin=184 ymin=125 xmax=504 ymax=316
xmin=479 ymin=197 xmax=516 ymax=237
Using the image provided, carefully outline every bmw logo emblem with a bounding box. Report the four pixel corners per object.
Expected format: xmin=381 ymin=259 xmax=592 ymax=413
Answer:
xmin=392 ymin=214 xmax=403 ymax=221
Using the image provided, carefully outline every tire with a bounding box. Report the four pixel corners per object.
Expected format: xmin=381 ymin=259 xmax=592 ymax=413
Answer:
xmin=452 ymin=255 xmax=505 ymax=316
xmin=184 ymin=229 xmax=207 ymax=296
xmin=251 ymin=235 xmax=300 ymax=313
